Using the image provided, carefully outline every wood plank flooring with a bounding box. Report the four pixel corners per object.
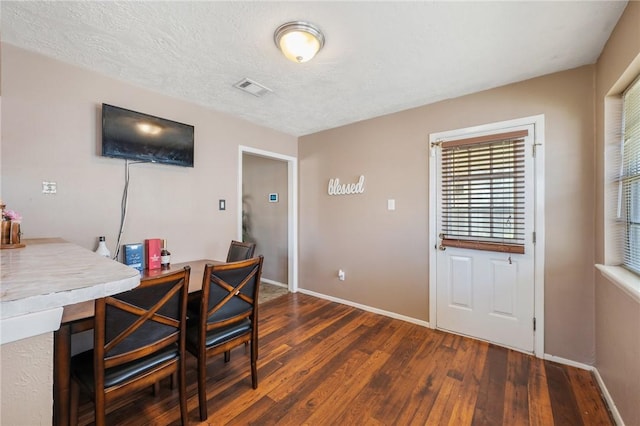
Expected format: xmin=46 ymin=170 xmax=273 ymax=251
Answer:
xmin=76 ymin=293 xmax=613 ymax=425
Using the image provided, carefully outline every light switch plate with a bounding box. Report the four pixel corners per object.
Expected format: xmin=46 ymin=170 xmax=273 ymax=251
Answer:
xmin=387 ymin=199 xmax=396 ymax=210
xmin=219 ymin=199 xmax=226 ymax=210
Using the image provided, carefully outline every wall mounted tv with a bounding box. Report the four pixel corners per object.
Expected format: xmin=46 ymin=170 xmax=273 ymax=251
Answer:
xmin=101 ymin=103 xmax=194 ymax=167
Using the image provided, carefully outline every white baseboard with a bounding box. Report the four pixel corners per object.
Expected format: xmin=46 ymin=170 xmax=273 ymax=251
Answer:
xmin=544 ymin=354 xmax=624 ymax=425
xmin=261 ymin=278 xmax=287 ymax=288
xmin=543 ymin=353 xmax=592 ymax=370
xmin=592 ymin=367 xmax=625 ymax=426
xmin=296 ymin=288 xmax=430 ymax=327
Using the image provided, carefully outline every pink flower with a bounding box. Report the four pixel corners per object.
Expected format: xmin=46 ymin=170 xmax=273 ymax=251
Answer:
xmin=3 ymin=209 xmax=21 ymax=223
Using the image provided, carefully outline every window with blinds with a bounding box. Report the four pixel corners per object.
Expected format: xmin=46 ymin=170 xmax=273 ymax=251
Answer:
xmin=440 ymin=130 xmax=527 ymax=254
xmin=621 ymin=76 xmax=640 ymax=274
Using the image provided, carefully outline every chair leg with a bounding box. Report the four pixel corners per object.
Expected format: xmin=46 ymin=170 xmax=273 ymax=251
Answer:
xmin=251 ymin=340 xmax=258 ymax=389
xmin=179 ymin=361 xmax=188 ymax=426
xmin=171 ymin=371 xmax=178 ymax=390
xmin=70 ymin=379 xmax=79 ymax=426
xmin=94 ymin=387 xmax=106 ymax=426
xmin=153 ymin=381 xmax=160 ymax=396
xmin=224 ymin=350 xmax=230 ymax=363
xmin=197 ymin=356 xmax=208 ymax=421
xmin=251 ymin=361 xmax=258 ymax=389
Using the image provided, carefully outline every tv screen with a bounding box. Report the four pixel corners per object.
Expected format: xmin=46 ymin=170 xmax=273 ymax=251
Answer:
xmin=101 ymin=104 xmax=194 ymax=167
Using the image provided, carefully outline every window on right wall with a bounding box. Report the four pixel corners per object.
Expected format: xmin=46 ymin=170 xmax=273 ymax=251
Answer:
xmin=620 ymin=76 xmax=640 ymax=274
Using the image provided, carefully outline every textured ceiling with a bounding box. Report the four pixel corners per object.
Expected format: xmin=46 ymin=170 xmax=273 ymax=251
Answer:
xmin=1 ymin=1 xmax=628 ymax=136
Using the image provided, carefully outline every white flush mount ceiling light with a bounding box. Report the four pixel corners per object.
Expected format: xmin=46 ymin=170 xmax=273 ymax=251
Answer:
xmin=274 ymin=21 xmax=325 ymax=63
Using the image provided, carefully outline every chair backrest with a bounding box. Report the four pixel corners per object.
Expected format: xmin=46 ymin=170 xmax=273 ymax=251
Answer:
xmin=95 ymin=267 xmax=190 ymax=369
xmin=226 ymin=240 xmax=256 ymax=262
xmin=199 ymin=256 xmax=263 ymax=330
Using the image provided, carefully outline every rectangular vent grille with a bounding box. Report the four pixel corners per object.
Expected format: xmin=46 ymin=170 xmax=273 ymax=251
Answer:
xmin=233 ymin=78 xmax=272 ymax=97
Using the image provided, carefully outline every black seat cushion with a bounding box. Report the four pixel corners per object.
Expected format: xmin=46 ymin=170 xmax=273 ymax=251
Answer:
xmin=186 ymin=318 xmax=251 ymax=350
xmin=71 ymin=345 xmax=179 ymax=389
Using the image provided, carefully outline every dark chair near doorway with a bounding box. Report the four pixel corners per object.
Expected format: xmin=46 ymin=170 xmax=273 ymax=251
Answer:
xmin=223 ymin=240 xmax=258 ymax=362
xmin=186 ymin=256 xmax=264 ymax=421
xmin=226 ymin=240 xmax=256 ymax=262
xmin=69 ymin=267 xmax=191 ymax=426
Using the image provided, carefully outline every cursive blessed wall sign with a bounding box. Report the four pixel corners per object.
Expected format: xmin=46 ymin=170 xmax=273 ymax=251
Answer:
xmin=328 ymin=175 xmax=365 ymax=196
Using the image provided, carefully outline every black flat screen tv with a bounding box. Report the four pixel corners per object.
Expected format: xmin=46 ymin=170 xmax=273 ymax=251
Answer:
xmin=101 ymin=103 xmax=194 ymax=167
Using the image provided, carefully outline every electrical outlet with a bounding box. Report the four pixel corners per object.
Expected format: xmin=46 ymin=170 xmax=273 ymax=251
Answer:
xmin=338 ymin=269 xmax=345 ymax=281
xmin=42 ymin=181 xmax=57 ymax=194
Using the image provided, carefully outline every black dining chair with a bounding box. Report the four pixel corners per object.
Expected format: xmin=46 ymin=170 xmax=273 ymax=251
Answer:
xmin=226 ymin=240 xmax=256 ymax=262
xmin=69 ymin=267 xmax=190 ymax=426
xmin=224 ymin=240 xmax=258 ymax=361
xmin=186 ymin=256 xmax=264 ymax=421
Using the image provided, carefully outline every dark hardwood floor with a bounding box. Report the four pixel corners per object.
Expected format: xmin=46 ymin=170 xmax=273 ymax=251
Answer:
xmin=76 ymin=293 xmax=613 ymax=425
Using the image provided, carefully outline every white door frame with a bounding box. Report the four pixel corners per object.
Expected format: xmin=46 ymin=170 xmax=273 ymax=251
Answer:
xmin=428 ymin=115 xmax=545 ymax=357
xmin=238 ymin=145 xmax=298 ymax=293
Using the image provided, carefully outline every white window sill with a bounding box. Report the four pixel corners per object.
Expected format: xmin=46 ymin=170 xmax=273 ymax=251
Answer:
xmin=595 ymin=264 xmax=640 ymax=304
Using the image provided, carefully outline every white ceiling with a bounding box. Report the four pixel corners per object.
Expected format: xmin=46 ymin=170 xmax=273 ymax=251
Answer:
xmin=1 ymin=1 xmax=628 ymax=137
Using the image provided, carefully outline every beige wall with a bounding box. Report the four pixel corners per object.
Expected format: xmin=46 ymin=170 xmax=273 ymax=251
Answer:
xmin=0 ymin=44 xmax=297 ymax=261
xmin=243 ymin=154 xmax=288 ymax=283
xmin=594 ymin=2 xmax=640 ymax=425
xmin=0 ymin=43 xmax=297 ymax=423
xmin=300 ymin=65 xmax=596 ymax=363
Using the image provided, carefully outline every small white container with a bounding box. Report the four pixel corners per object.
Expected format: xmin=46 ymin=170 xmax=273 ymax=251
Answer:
xmin=95 ymin=236 xmax=111 ymax=258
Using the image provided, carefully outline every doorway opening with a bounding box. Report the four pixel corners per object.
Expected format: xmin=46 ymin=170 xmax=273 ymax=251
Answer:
xmin=239 ymin=146 xmax=298 ymax=293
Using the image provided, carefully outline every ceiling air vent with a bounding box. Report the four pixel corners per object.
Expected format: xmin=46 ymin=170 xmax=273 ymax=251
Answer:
xmin=233 ymin=78 xmax=272 ymax=97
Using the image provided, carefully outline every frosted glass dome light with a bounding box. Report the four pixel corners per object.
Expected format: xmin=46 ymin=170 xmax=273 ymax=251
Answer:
xmin=274 ymin=21 xmax=325 ymax=63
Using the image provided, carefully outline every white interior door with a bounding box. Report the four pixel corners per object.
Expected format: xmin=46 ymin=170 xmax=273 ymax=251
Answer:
xmin=434 ymin=124 xmax=536 ymax=353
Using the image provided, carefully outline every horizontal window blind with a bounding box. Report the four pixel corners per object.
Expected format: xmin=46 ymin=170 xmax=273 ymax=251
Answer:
xmin=441 ymin=130 xmax=527 ymax=254
xmin=622 ymin=76 xmax=640 ymax=274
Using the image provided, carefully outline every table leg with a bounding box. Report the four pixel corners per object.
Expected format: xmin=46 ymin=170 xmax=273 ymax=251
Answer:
xmin=53 ymin=324 xmax=71 ymax=426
